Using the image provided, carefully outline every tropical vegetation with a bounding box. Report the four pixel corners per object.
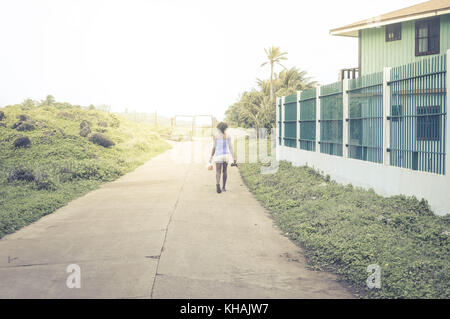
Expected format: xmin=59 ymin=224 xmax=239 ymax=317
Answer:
xmin=0 ymin=96 xmax=170 ymax=238
xmin=225 ymin=46 xmax=316 ymax=130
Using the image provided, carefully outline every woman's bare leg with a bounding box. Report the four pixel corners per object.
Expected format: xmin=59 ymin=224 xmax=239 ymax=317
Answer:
xmin=215 ymin=163 xmax=222 ymax=193
xmin=222 ymin=162 xmax=228 ymax=191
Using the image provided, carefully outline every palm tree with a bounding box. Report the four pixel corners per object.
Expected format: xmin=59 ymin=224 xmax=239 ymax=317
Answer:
xmin=260 ymin=46 xmax=288 ymax=101
xmin=275 ymin=67 xmax=317 ymax=96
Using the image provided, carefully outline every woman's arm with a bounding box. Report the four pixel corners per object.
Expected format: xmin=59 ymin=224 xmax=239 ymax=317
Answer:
xmin=227 ymin=136 xmax=236 ymax=163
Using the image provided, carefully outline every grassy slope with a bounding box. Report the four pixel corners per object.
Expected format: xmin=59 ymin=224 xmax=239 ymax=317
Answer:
xmin=240 ymin=161 xmax=449 ymax=299
xmin=0 ymin=104 xmax=170 ymax=238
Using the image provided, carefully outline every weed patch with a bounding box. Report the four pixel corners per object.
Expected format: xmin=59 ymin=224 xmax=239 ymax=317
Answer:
xmin=239 ymin=161 xmax=449 ymax=299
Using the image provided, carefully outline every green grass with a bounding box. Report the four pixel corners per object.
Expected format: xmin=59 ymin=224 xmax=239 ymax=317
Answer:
xmin=239 ymin=161 xmax=449 ymax=299
xmin=0 ymin=103 xmax=171 ymax=239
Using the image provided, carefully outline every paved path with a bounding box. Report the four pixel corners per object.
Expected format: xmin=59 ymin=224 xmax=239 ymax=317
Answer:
xmin=0 ymin=140 xmax=353 ymax=298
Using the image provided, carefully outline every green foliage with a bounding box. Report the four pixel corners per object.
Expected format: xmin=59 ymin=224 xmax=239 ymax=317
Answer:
xmin=239 ymin=161 xmax=449 ymax=299
xmin=41 ymin=95 xmax=55 ymax=106
xmin=13 ymin=136 xmax=31 ymax=148
xmin=225 ymin=59 xmax=316 ymax=129
xmin=79 ymin=125 xmax=91 ymax=137
xmin=15 ymin=122 xmax=35 ymax=131
xmin=88 ymin=132 xmax=115 ymax=148
xmin=0 ymin=101 xmax=171 ymax=238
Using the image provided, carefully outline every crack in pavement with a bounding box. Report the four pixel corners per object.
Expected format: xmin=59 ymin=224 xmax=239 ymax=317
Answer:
xmin=149 ymin=164 xmax=190 ymax=299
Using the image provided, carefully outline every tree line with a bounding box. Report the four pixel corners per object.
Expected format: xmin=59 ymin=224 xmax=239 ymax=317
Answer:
xmin=16 ymin=95 xmax=112 ymax=113
xmin=225 ymin=46 xmax=317 ymax=131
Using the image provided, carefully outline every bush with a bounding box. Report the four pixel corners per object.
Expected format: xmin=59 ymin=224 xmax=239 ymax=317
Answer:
xmin=17 ymin=114 xmax=30 ymax=121
xmin=80 ymin=126 xmax=91 ymax=137
xmin=7 ymin=167 xmax=56 ymax=190
xmin=98 ymin=121 xmax=108 ymax=127
xmin=12 ymin=121 xmax=22 ymax=129
xmin=88 ymin=133 xmax=115 ymax=148
xmin=35 ymin=178 xmax=56 ymax=191
xmin=80 ymin=120 xmax=90 ymax=129
xmin=16 ymin=122 xmax=35 ymax=131
xmin=0 ymin=110 xmax=5 ymax=121
xmin=14 ymin=136 xmax=31 ymax=148
xmin=7 ymin=167 xmax=35 ymax=182
xmin=79 ymin=120 xmax=91 ymax=137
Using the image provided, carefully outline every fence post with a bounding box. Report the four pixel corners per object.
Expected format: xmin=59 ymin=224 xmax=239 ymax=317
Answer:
xmin=446 ymin=50 xmax=450 ymax=175
xmin=342 ymin=79 xmax=349 ymax=158
xmin=276 ymin=97 xmax=280 ymax=146
xmin=297 ymin=91 xmax=301 ymax=150
xmin=281 ymin=96 xmax=285 ymax=147
xmin=315 ymin=85 xmax=321 ymax=152
xmin=383 ymin=67 xmax=392 ymax=166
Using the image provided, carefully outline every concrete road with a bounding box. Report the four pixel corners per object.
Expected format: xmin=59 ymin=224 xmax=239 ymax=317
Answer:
xmin=0 ymin=140 xmax=353 ymax=298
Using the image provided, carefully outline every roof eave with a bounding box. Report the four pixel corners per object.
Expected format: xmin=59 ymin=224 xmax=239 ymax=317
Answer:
xmin=330 ymin=8 xmax=450 ymax=37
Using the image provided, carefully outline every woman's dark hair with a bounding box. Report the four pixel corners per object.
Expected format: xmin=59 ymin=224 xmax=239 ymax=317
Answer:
xmin=217 ymin=122 xmax=228 ymax=133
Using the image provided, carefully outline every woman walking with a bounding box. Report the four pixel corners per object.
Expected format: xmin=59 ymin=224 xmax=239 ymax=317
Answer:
xmin=210 ymin=122 xmax=236 ymax=193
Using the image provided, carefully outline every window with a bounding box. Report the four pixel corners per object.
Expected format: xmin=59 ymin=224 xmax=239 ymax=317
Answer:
xmin=386 ymin=23 xmax=401 ymax=42
xmin=391 ymin=105 xmax=402 ymax=122
xmin=415 ymin=17 xmax=440 ymax=56
xmin=417 ymin=106 xmax=441 ymax=140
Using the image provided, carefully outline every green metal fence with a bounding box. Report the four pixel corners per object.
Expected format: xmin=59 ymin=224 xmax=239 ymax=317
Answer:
xmin=278 ymin=99 xmax=282 ymax=145
xmin=348 ymin=72 xmax=384 ymax=163
xmin=283 ymin=94 xmax=297 ymax=148
xmin=388 ymin=53 xmax=447 ymax=174
xmin=299 ymin=88 xmax=316 ymax=151
xmin=278 ymin=53 xmax=447 ymax=175
xmin=320 ymin=82 xmax=343 ymax=156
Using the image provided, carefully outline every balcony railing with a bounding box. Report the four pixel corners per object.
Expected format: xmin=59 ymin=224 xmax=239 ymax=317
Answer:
xmin=338 ymin=67 xmax=359 ymax=81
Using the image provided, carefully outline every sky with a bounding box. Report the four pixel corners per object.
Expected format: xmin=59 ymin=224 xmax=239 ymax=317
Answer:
xmin=0 ymin=0 xmax=424 ymax=119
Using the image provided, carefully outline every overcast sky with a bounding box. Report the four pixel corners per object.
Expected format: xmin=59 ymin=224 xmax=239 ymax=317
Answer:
xmin=0 ymin=0 xmax=424 ymax=119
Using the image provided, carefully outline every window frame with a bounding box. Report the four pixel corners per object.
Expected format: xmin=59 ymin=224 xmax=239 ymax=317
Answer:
xmin=416 ymin=105 xmax=441 ymax=141
xmin=386 ymin=23 xmax=402 ymax=42
xmin=415 ymin=17 xmax=440 ymax=56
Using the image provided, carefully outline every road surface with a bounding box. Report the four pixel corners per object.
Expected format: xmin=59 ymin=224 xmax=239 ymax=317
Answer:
xmin=0 ymin=140 xmax=353 ymax=298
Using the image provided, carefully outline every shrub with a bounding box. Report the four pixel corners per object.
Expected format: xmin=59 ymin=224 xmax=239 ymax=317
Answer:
xmin=12 ymin=121 xmax=22 ymax=129
xmin=88 ymin=133 xmax=115 ymax=148
xmin=80 ymin=120 xmax=90 ymax=129
xmin=16 ymin=122 xmax=35 ymax=131
xmin=98 ymin=121 xmax=108 ymax=127
xmin=14 ymin=136 xmax=31 ymax=148
xmin=0 ymin=110 xmax=5 ymax=121
xmin=17 ymin=114 xmax=30 ymax=121
xmin=7 ymin=167 xmax=35 ymax=182
xmin=35 ymin=178 xmax=56 ymax=191
xmin=79 ymin=125 xmax=91 ymax=137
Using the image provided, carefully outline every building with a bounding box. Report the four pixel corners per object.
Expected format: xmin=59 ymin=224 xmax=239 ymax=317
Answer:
xmin=330 ymin=0 xmax=450 ymax=77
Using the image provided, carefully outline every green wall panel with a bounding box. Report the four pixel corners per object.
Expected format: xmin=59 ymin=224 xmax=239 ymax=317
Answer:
xmin=361 ymin=14 xmax=450 ymax=75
